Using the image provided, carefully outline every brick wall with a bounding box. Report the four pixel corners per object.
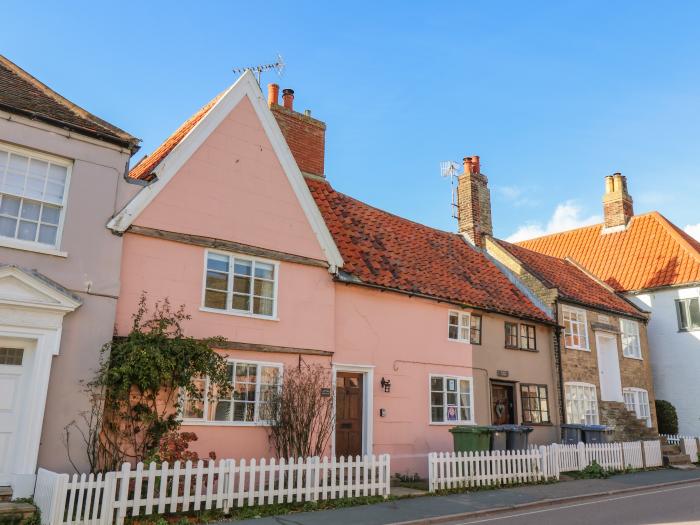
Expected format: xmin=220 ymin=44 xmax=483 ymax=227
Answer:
xmin=270 ymin=104 xmax=326 ymax=177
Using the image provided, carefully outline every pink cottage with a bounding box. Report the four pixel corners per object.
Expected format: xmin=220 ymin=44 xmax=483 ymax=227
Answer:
xmin=110 ymin=72 xmax=559 ymax=475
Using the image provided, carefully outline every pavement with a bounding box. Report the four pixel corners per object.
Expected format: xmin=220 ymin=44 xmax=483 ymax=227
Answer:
xmin=223 ymin=468 xmax=700 ymax=525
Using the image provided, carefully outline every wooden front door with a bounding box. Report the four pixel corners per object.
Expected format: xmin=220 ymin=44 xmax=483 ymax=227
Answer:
xmin=335 ymin=372 xmax=363 ymax=458
xmin=491 ymin=383 xmax=515 ymax=425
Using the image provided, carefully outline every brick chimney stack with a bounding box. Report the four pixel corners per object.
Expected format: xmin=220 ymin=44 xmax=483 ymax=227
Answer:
xmin=267 ymin=84 xmax=326 ymax=178
xmin=457 ymin=155 xmax=493 ymax=247
xmin=602 ymin=172 xmax=634 ymax=229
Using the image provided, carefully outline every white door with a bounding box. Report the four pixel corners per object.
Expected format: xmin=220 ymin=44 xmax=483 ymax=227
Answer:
xmin=596 ymin=333 xmax=623 ymax=402
xmin=0 ymin=341 xmax=32 ymax=485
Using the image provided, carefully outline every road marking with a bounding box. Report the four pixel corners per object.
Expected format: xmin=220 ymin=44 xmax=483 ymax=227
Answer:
xmin=454 ymin=482 xmax=700 ymax=523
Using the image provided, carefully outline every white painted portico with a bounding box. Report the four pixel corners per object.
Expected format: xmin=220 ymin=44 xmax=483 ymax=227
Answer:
xmin=0 ymin=265 xmax=80 ymax=497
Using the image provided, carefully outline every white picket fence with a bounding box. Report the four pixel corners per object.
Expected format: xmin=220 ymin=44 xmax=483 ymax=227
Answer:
xmin=428 ymin=449 xmax=545 ymax=491
xmin=35 ymin=454 xmax=390 ymax=525
xmin=662 ymin=434 xmax=700 ymax=462
xmin=429 ymin=440 xmax=662 ymax=492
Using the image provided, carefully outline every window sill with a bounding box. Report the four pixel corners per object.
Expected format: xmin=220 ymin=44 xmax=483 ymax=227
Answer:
xmin=622 ymin=354 xmax=644 ymax=361
xmin=565 ymin=346 xmax=591 ymax=352
xmin=0 ymin=237 xmax=67 ymax=258
xmin=181 ymin=419 xmax=271 ymax=427
xmin=199 ymin=306 xmax=279 ymax=321
xmin=505 ymin=346 xmax=539 ymax=353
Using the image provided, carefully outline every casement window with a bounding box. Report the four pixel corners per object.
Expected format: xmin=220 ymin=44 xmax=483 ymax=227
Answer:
xmin=448 ymin=311 xmax=482 ymax=344
xmin=520 ymin=324 xmax=537 ymax=351
xmin=505 ymin=322 xmax=537 ymax=351
xmin=504 ymin=322 xmax=519 ymax=348
xmin=623 ymin=388 xmax=651 ymax=428
xmin=563 ymin=306 xmax=589 ymax=350
xmin=470 ymin=315 xmax=482 ymax=345
xmin=620 ymin=319 xmax=642 ymax=359
xmin=520 ymin=384 xmax=550 ymax=424
xmin=0 ymin=144 xmax=70 ymax=249
xmin=203 ymin=251 xmax=278 ymax=318
xmin=676 ymin=297 xmax=700 ymax=331
xmin=430 ymin=375 xmax=473 ymax=424
xmin=183 ymin=360 xmax=282 ymax=425
xmin=565 ymin=382 xmax=599 ymax=425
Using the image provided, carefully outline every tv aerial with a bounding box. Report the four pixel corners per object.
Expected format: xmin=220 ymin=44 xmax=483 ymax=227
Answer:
xmin=233 ymin=54 xmax=285 ymax=84
xmin=440 ymin=160 xmax=462 ymax=219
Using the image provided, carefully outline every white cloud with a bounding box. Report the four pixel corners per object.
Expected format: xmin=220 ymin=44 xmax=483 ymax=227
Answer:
xmin=685 ymin=223 xmax=700 ymax=241
xmin=495 ymin=185 xmax=538 ymax=207
xmin=505 ymin=201 xmax=602 ymax=242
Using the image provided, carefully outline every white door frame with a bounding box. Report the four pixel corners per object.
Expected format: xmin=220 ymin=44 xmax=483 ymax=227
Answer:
xmin=595 ymin=331 xmax=623 ymax=402
xmin=0 ymin=266 xmax=80 ymax=496
xmin=331 ymin=363 xmax=374 ymax=457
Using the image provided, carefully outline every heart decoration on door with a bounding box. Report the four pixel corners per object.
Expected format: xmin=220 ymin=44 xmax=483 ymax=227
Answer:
xmin=495 ymin=400 xmax=505 ymax=418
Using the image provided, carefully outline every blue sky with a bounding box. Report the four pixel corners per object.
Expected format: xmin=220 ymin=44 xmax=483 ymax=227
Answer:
xmin=4 ymin=1 xmax=700 ymax=240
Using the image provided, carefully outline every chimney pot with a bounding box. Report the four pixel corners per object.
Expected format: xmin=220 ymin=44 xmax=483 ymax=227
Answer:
xmin=456 ymin=154 xmax=492 ymax=247
xmin=282 ymin=88 xmax=295 ymax=110
xmin=602 ymin=172 xmax=634 ymax=229
xmin=267 ymin=83 xmax=279 ymax=107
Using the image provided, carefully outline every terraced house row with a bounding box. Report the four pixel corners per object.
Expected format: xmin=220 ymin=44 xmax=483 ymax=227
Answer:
xmin=0 ymin=54 xmax=696 ymax=496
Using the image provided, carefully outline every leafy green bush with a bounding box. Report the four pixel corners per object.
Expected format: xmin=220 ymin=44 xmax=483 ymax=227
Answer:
xmin=570 ymin=461 xmax=611 ymax=479
xmin=655 ymin=400 xmax=679 ymax=435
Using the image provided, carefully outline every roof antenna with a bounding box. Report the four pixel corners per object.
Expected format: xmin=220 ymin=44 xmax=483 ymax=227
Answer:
xmin=440 ymin=160 xmax=462 ymax=220
xmin=233 ymin=54 xmax=285 ymax=85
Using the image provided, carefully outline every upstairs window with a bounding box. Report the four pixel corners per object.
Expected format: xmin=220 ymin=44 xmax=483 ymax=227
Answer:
xmin=620 ymin=318 xmax=642 ymax=359
xmin=505 ymin=322 xmax=519 ymax=348
xmin=623 ymin=388 xmax=652 ymax=428
xmin=676 ymin=298 xmax=700 ymax=332
xmin=0 ymin=144 xmax=70 ymax=249
xmin=563 ymin=306 xmax=589 ymax=350
xmin=448 ymin=311 xmax=482 ymax=344
xmin=520 ymin=324 xmax=537 ymax=351
xmin=203 ymin=251 xmax=278 ymax=318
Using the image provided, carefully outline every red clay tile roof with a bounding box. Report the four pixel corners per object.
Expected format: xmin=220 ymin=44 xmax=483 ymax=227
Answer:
xmin=308 ymin=178 xmax=553 ymax=323
xmin=517 ymin=212 xmax=700 ymax=292
xmin=0 ymin=55 xmax=138 ymax=151
xmin=129 ymin=93 xmax=223 ymax=181
xmin=494 ymin=239 xmax=645 ymax=319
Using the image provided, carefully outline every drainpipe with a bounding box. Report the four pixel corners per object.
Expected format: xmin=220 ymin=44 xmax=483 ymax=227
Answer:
xmin=553 ymin=299 xmax=566 ymax=438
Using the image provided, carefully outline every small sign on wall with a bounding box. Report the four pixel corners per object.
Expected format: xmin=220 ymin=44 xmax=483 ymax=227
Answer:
xmin=320 ymin=388 xmax=331 ymax=397
xmin=496 ymin=370 xmax=509 ymax=378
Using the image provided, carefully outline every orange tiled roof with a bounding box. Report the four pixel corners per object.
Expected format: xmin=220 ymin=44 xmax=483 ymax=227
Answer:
xmin=494 ymin=239 xmax=645 ymax=319
xmin=308 ymin=178 xmax=553 ymax=324
xmin=517 ymin=212 xmax=700 ymax=292
xmin=129 ymin=93 xmax=223 ymax=181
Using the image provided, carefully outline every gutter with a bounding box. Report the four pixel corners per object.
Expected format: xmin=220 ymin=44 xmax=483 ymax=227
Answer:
xmin=333 ymin=270 xmax=559 ymax=327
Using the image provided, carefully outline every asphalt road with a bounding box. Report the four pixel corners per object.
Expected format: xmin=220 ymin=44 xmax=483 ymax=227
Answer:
xmin=447 ymin=481 xmax=700 ymax=525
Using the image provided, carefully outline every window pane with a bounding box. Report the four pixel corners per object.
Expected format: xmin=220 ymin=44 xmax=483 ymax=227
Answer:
xmin=17 ymin=220 xmax=37 ymax=241
xmin=448 ymin=325 xmax=458 ymax=339
xmin=254 ymin=262 xmax=274 ymax=280
xmin=0 ymin=347 xmax=23 ymax=365
xmin=449 ymin=313 xmax=459 ymax=326
xmin=41 ymin=204 xmax=60 ymax=225
xmin=48 ymin=164 xmax=67 ymax=184
xmin=254 ymin=279 xmax=274 ymax=297
xmin=38 ymin=224 xmax=57 ymax=245
xmin=260 ymin=366 xmax=279 ymax=385
xmin=689 ymin=298 xmax=700 ymax=329
xmin=20 ymin=200 xmax=40 ymax=221
xmin=232 ymin=294 xmax=250 ymax=311
xmin=234 ymin=259 xmax=252 ymax=275
xmin=253 ymin=297 xmax=274 ymax=316
xmin=677 ymin=301 xmax=688 ymax=329
xmin=207 ymin=253 xmax=229 ymax=272
xmin=212 ymin=400 xmax=232 ymax=421
xmin=431 ymin=406 xmax=444 ymax=422
xmin=431 ymin=377 xmax=444 ymax=391
xmin=0 ymin=216 xmax=16 ymax=237
xmin=206 ymin=271 xmax=227 ymax=290
xmin=233 ymin=402 xmax=246 ymax=421
xmin=0 ymin=195 xmax=20 ymax=216
xmin=431 ymin=392 xmax=443 ymax=405
xmin=204 ymin=290 xmax=227 ymax=309
xmin=233 ymin=276 xmax=251 ymax=294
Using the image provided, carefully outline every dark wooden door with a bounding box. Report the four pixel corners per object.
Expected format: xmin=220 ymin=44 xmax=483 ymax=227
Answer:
xmin=491 ymin=383 xmax=515 ymax=425
xmin=335 ymin=372 xmax=363 ymax=458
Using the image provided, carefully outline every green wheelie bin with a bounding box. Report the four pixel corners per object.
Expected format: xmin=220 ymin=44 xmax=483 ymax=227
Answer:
xmin=449 ymin=426 xmax=492 ymax=452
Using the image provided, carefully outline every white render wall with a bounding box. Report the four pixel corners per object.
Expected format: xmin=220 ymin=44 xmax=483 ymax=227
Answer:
xmin=629 ymin=286 xmax=700 ymax=435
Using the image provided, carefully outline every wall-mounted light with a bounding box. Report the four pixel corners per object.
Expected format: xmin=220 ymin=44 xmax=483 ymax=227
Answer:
xmin=380 ymin=377 xmax=391 ymax=393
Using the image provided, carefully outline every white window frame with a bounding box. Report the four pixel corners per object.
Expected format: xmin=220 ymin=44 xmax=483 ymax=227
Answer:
xmin=200 ymin=249 xmax=280 ymax=320
xmin=181 ymin=358 xmax=283 ymax=427
xmin=448 ymin=310 xmax=471 ymax=343
xmin=0 ymin=142 xmax=72 ymax=256
xmin=429 ymin=374 xmax=474 ymax=425
xmin=623 ymin=387 xmax=652 ymax=428
xmin=563 ymin=306 xmax=589 ymax=351
xmin=676 ymin=297 xmax=700 ymax=332
xmin=564 ymin=382 xmax=599 ymax=425
xmin=620 ymin=318 xmax=642 ymax=359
